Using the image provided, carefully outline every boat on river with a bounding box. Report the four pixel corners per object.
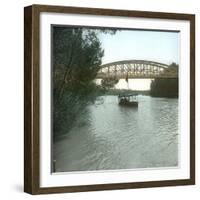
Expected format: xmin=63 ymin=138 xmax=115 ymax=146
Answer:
xmin=118 ymin=94 xmax=138 ymax=107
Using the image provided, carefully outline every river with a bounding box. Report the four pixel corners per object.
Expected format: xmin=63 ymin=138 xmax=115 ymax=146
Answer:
xmin=53 ymin=95 xmax=178 ymax=172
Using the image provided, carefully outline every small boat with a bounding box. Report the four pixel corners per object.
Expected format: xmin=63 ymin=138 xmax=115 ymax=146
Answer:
xmin=118 ymin=94 xmax=138 ymax=107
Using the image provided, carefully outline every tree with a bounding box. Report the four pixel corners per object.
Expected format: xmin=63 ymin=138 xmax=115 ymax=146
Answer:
xmin=53 ymin=27 xmax=104 ymax=100
xmin=53 ymin=27 xmax=115 ymax=139
xmin=101 ymin=77 xmax=119 ymax=89
xmin=150 ymin=63 xmax=178 ymax=98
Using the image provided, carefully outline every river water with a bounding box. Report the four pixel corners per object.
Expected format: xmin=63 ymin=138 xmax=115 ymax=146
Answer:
xmin=53 ymin=95 xmax=178 ymax=172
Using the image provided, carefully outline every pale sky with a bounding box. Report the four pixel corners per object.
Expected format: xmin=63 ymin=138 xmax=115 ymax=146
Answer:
xmin=99 ymin=29 xmax=179 ymax=65
xmin=98 ymin=29 xmax=179 ymax=90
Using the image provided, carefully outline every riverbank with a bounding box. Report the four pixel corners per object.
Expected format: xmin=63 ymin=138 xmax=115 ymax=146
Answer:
xmin=104 ymin=88 xmax=178 ymax=98
xmin=105 ymin=89 xmax=150 ymax=96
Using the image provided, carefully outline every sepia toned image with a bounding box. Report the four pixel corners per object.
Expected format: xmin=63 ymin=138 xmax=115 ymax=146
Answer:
xmin=52 ymin=26 xmax=179 ymax=173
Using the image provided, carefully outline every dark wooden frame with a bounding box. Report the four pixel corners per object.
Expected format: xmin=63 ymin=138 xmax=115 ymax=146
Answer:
xmin=24 ymin=4 xmax=195 ymax=195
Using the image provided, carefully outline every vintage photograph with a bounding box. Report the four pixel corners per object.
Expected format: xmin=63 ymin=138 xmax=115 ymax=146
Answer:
xmin=52 ymin=25 xmax=179 ymax=173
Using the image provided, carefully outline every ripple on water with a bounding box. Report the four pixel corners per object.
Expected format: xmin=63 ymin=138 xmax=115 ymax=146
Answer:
xmin=54 ymin=95 xmax=178 ymax=172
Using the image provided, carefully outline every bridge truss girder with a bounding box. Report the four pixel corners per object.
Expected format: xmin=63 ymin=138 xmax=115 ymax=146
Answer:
xmin=96 ymin=60 xmax=178 ymax=79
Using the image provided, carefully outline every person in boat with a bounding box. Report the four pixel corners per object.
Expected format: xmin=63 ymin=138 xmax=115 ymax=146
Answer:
xmin=118 ymin=94 xmax=138 ymax=107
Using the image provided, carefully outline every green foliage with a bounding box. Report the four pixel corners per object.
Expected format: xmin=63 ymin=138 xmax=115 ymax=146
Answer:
xmin=53 ymin=27 xmax=104 ymax=96
xmin=101 ymin=77 xmax=119 ymax=89
xmin=150 ymin=63 xmax=178 ymax=98
xmin=53 ymin=26 xmax=115 ymax=139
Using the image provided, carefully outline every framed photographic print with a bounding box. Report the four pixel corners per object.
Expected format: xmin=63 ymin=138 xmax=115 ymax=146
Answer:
xmin=24 ymin=4 xmax=195 ymax=194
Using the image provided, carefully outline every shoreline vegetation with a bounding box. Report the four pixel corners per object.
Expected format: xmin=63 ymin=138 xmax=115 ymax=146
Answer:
xmin=150 ymin=78 xmax=178 ymax=98
xmin=103 ymin=88 xmax=178 ymax=98
xmin=53 ymin=27 xmax=115 ymax=140
xmin=150 ymin=63 xmax=178 ymax=98
xmin=104 ymin=88 xmax=150 ymax=96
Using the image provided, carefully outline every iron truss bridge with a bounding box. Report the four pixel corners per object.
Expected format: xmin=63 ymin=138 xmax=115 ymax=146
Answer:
xmin=96 ymin=60 xmax=178 ymax=79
